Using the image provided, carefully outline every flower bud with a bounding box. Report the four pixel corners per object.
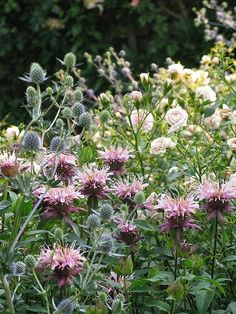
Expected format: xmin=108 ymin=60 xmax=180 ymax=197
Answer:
xmin=24 ymin=255 xmax=37 ymax=269
xmin=46 ymin=87 xmax=53 ymax=94
xmin=100 ymin=203 xmax=113 ymax=221
xmin=29 ymin=63 xmax=46 ymax=84
xmin=74 ymin=89 xmax=83 ymax=103
xmin=98 ymin=233 xmax=114 ymax=253
xmin=64 ymin=75 xmax=74 ymax=87
xmin=50 ymin=136 xmax=66 ymax=152
xmin=167 ymin=281 xmax=184 ymax=301
xmin=62 ymin=107 xmax=72 ymax=119
xmin=54 ymin=227 xmax=64 ymax=239
xmin=99 ymin=110 xmax=110 ymax=124
xmin=22 ymin=132 xmax=41 ymax=150
xmin=10 ymin=261 xmax=26 ymax=277
xmin=72 ymin=103 xmax=85 ymax=119
xmin=56 ymin=118 xmax=64 ymax=128
xmin=98 ymin=291 xmax=108 ymax=303
xmin=112 ymin=297 xmax=123 ymax=313
xmin=87 ymin=214 xmax=100 ymax=229
xmin=26 ymin=86 xmax=38 ymax=107
xmin=134 ymin=191 xmax=145 ymax=204
xmin=79 ymin=112 xmax=92 ymax=128
xmin=56 ymin=298 xmax=76 ymax=314
xmin=63 ymin=52 xmax=76 ymax=70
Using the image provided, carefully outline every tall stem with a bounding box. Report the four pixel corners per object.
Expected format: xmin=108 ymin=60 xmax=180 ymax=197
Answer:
xmin=1 ymin=274 xmax=15 ymax=313
xmin=211 ymin=218 xmax=218 ymax=279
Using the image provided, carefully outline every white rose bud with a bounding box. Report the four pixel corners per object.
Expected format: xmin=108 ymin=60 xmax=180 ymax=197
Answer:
xmin=227 ymin=138 xmax=236 ymax=150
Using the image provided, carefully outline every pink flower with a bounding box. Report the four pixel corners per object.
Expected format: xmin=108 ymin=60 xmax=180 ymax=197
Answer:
xmin=37 ymin=245 xmax=85 ymax=287
xmin=77 ymin=165 xmax=111 ymax=198
xmin=115 ymin=219 xmax=141 ymax=247
xmin=35 ymin=186 xmax=83 ymax=222
xmin=196 ymin=180 xmax=236 ymax=224
xmin=113 ymin=179 xmax=147 ymax=201
xmin=143 ymin=192 xmax=159 ymax=219
xmin=98 ymin=147 xmax=132 ymax=175
xmin=131 ymin=0 xmax=140 ymax=7
xmin=44 ymin=153 xmax=77 ymax=184
xmin=157 ymin=195 xmax=199 ymax=237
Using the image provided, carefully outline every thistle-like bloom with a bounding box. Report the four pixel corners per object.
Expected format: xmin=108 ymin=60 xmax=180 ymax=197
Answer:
xmin=37 ymin=245 xmax=85 ymax=287
xmin=44 ymin=153 xmax=77 ymax=184
xmin=116 ymin=219 xmax=141 ymax=247
xmin=77 ymin=165 xmax=111 ymax=198
xmin=35 ymin=186 xmax=83 ymax=222
xmin=98 ymin=147 xmax=132 ymax=175
xmin=196 ymin=180 xmax=236 ymax=224
xmin=157 ymin=195 xmax=199 ymax=236
xmin=112 ymin=179 xmax=147 ymax=202
xmin=0 ymin=152 xmax=19 ymax=177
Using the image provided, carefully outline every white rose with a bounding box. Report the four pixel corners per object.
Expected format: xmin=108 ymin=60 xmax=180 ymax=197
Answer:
xmin=130 ymin=91 xmax=142 ymax=101
xmin=165 ymin=105 xmax=188 ymax=133
xmin=204 ymin=110 xmax=222 ymax=129
xmin=150 ymin=137 xmax=176 ymax=155
xmin=5 ymin=126 xmax=20 ymax=140
xmin=227 ymin=138 xmax=236 ymax=150
xmin=195 ymin=85 xmax=216 ymax=102
xmin=130 ymin=109 xmax=153 ymax=133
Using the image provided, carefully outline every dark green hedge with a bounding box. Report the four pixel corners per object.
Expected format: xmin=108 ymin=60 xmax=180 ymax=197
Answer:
xmin=0 ymin=0 xmax=211 ymax=123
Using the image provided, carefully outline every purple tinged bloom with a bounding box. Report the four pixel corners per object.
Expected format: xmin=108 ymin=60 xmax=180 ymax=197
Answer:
xmin=34 ymin=186 xmax=84 ymax=222
xmin=115 ymin=219 xmax=142 ymax=247
xmin=77 ymin=165 xmax=111 ymax=198
xmin=37 ymin=244 xmax=85 ymax=287
xmin=196 ymin=180 xmax=236 ymax=224
xmin=157 ymin=195 xmax=200 ymax=238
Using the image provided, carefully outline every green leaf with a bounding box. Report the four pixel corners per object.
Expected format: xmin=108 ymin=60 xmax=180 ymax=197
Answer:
xmin=226 ymin=301 xmax=236 ymax=313
xmin=129 ymin=279 xmax=152 ymax=292
xmin=145 ymin=300 xmax=171 ymax=312
xmin=195 ymin=289 xmax=215 ymax=314
xmin=0 ymin=200 xmax=11 ymax=211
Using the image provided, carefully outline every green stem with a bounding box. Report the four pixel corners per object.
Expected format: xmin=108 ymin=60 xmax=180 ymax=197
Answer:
xmin=211 ymin=218 xmax=218 ymax=280
xmin=1 ymin=180 xmax=8 ymax=233
xmin=1 ymin=274 xmax=15 ymax=313
xmin=33 ymin=270 xmax=50 ymax=314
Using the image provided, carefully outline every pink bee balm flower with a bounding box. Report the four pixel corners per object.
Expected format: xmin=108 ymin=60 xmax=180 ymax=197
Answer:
xmin=157 ymin=195 xmax=199 ymax=239
xmin=196 ymin=180 xmax=236 ymax=224
xmin=77 ymin=165 xmax=111 ymax=198
xmin=113 ymin=179 xmax=147 ymax=201
xmin=98 ymin=147 xmax=132 ymax=175
xmin=35 ymin=186 xmax=83 ymax=222
xmin=37 ymin=245 xmax=85 ymax=287
xmin=44 ymin=153 xmax=77 ymax=185
xmin=116 ymin=219 xmax=141 ymax=248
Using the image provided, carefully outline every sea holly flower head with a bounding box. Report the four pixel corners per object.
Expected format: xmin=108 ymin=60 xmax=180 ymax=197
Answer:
xmin=196 ymin=180 xmax=236 ymax=224
xmin=37 ymin=244 xmax=85 ymax=287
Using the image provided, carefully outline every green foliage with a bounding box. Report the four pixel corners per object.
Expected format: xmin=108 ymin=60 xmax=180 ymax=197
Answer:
xmin=0 ymin=0 xmax=211 ymax=123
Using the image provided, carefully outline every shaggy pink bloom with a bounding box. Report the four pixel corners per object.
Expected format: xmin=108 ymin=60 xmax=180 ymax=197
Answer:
xmin=157 ymin=195 xmax=199 ymax=236
xmin=35 ymin=186 xmax=83 ymax=222
xmin=115 ymin=219 xmax=141 ymax=247
xmin=113 ymin=179 xmax=147 ymax=201
xmin=98 ymin=147 xmax=132 ymax=175
xmin=77 ymin=165 xmax=111 ymax=198
xmin=44 ymin=153 xmax=77 ymax=184
xmin=196 ymin=180 xmax=236 ymax=224
xmin=104 ymin=271 xmax=133 ymax=298
xmin=37 ymin=245 xmax=85 ymax=287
